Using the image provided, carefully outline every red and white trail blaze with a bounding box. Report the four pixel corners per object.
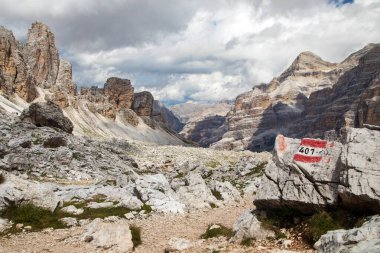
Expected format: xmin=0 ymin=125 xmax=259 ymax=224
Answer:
xmin=293 ymin=138 xmax=328 ymax=163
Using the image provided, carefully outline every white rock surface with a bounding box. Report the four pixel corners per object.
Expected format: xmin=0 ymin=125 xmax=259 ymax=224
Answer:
xmin=60 ymin=217 xmax=78 ymax=227
xmin=314 ymin=215 xmax=380 ymax=253
xmin=83 ymin=218 xmax=133 ymax=252
xmin=60 ymin=205 xmax=84 ymax=215
xmin=167 ymin=237 xmax=194 ymax=252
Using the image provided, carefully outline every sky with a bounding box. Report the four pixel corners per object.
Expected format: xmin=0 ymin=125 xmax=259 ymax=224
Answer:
xmin=0 ymin=0 xmax=379 ymax=104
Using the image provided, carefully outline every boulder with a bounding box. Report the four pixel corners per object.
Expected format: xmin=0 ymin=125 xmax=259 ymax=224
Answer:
xmin=20 ymin=101 xmax=74 ymax=133
xmin=231 ymin=209 xmax=275 ymax=243
xmin=254 ymin=127 xmax=380 ymax=213
xmin=314 ymin=215 xmax=380 ymax=253
xmin=82 ymin=218 xmax=134 ymax=252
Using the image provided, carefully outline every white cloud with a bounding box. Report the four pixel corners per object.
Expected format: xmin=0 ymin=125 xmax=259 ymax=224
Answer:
xmin=1 ymin=0 xmax=379 ymax=103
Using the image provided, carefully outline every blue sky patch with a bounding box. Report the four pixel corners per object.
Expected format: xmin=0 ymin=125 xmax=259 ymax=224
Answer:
xmin=329 ymin=0 xmax=354 ymax=7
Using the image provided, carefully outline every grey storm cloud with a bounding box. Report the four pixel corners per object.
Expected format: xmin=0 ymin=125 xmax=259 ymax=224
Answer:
xmin=0 ymin=0 xmax=379 ymax=103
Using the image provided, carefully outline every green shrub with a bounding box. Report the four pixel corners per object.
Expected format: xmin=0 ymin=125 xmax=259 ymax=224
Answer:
xmin=245 ymin=162 xmax=268 ymax=177
xmin=201 ymin=224 xmax=232 ymax=239
xmin=305 ymin=211 xmax=341 ymax=243
xmin=130 ymin=225 xmax=142 ymax=248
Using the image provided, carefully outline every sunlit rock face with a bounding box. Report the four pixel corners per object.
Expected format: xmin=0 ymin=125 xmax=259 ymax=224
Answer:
xmin=212 ymin=44 xmax=380 ymax=152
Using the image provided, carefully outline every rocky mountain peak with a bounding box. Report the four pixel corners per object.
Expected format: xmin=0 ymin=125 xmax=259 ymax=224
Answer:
xmin=278 ymin=51 xmax=336 ymax=83
xmin=23 ymin=21 xmax=59 ymax=88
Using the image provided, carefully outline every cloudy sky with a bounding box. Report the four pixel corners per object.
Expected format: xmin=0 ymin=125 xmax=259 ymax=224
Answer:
xmin=0 ymin=0 xmax=379 ymax=104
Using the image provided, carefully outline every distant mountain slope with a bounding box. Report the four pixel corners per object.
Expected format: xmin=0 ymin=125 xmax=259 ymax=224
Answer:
xmin=211 ymin=43 xmax=380 ymax=151
xmin=0 ymin=22 xmax=185 ymax=146
xmin=170 ymin=101 xmax=232 ymax=147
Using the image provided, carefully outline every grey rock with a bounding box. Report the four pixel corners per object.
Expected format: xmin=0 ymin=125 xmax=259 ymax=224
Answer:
xmin=60 ymin=205 xmax=84 ymax=215
xmin=20 ymin=101 xmax=74 ymax=133
xmin=82 ymin=218 xmax=133 ymax=252
xmin=60 ymin=217 xmax=78 ymax=227
xmin=231 ymin=209 xmax=275 ymax=243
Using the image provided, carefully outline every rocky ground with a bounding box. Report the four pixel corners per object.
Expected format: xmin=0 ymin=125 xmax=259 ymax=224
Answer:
xmin=0 ymin=103 xmax=379 ymax=253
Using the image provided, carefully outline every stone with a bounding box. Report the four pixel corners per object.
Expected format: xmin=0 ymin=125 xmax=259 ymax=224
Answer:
xmin=86 ymin=202 xmax=114 ymax=209
xmin=16 ymin=223 xmax=23 ymax=229
xmin=60 ymin=205 xmax=84 ymax=215
xmin=7 ymin=138 xmax=32 ymax=149
xmin=24 ymin=225 xmax=32 ymax=231
xmin=51 ymin=59 xmax=77 ymax=108
xmin=43 ymin=136 xmax=67 ymax=148
xmin=0 ymin=218 xmax=11 ymax=232
xmin=60 ymin=217 xmax=78 ymax=227
xmin=20 ymin=101 xmax=74 ymax=133
xmin=124 ymin=213 xmax=134 ymax=220
xmin=176 ymin=172 xmax=217 ymax=210
xmin=314 ymin=215 xmax=380 ymax=253
xmin=230 ymin=209 xmax=275 ymax=243
xmin=166 ymin=237 xmax=194 ymax=252
xmin=82 ymin=218 xmax=134 ymax=252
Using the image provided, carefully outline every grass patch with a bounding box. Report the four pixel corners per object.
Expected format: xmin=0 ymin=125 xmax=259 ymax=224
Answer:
xmin=130 ymin=225 xmax=142 ymax=248
xmin=201 ymin=224 xmax=232 ymax=239
xmin=211 ymin=189 xmax=223 ymax=201
xmin=245 ymin=162 xmax=268 ymax=177
xmin=240 ymin=237 xmax=255 ymax=246
xmin=201 ymin=170 xmax=213 ymax=179
xmin=0 ymin=174 xmax=4 ymax=184
xmin=74 ymin=206 xmax=132 ymax=220
xmin=210 ymin=203 xmax=217 ymax=208
xmin=174 ymin=172 xmax=184 ymax=179
xmin=0 ymin=203 xmax=65 ymax=233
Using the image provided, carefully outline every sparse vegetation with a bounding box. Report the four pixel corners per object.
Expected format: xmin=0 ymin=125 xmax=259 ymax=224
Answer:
xmin=245 ymin=162 xmax=268 ymax=177
xmin=211 ymin=189 xmax=223 ymax=201
xmin=141 ymin=204 xmax=152 ymax=213
xmin=240 ymin=237 xmax=255 ymax=246
xmin=130 ymin=225 xmax=142 ymax=248
xmin=200 ymin=224 xmax=233 ymax=239
xmin=206 ymin=160 xmax=221 ymax=169
xmin=72 ymin=152 xmax=85 ymax=160
xmin=304 ymin=211 xmax=341 ymax=243
xmin=0 ymin=203 xmax=66 ymax=233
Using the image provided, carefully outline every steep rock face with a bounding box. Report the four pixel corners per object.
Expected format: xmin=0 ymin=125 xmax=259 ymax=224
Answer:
xmin=0 ymin=26 xmax=37 ymax=102
xmin=50 ymin=60 xmax=77 ymax=108
xmin=171 ymin=102 xmax=232 ymax=146
xmin=152 ymin=100 xmax=184 ymax=132
xmin=212 ymin=44 xmax=380 ymax=152
xmin=132 ymin=91 xmax=153 ymax=117
xmin=299 ymin=45 xmax=380 ymax=137
xmin=23 ymin=22 xmax=59 ymax=88
xmin=254 ymin=127 xmax=380 ymax=213
xmin=104 ymin=77 xmax=134 ymax=110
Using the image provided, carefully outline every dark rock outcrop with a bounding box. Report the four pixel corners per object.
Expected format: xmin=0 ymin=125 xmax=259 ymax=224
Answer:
xmin=20 ymin=101 xmax=74 ymax=133
xmin=152 ymin=101 xmax=184 ymax=132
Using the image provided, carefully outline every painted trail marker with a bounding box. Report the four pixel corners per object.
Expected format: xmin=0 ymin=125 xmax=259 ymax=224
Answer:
xmin=293 ymin=138 xmax=330 ymax=163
